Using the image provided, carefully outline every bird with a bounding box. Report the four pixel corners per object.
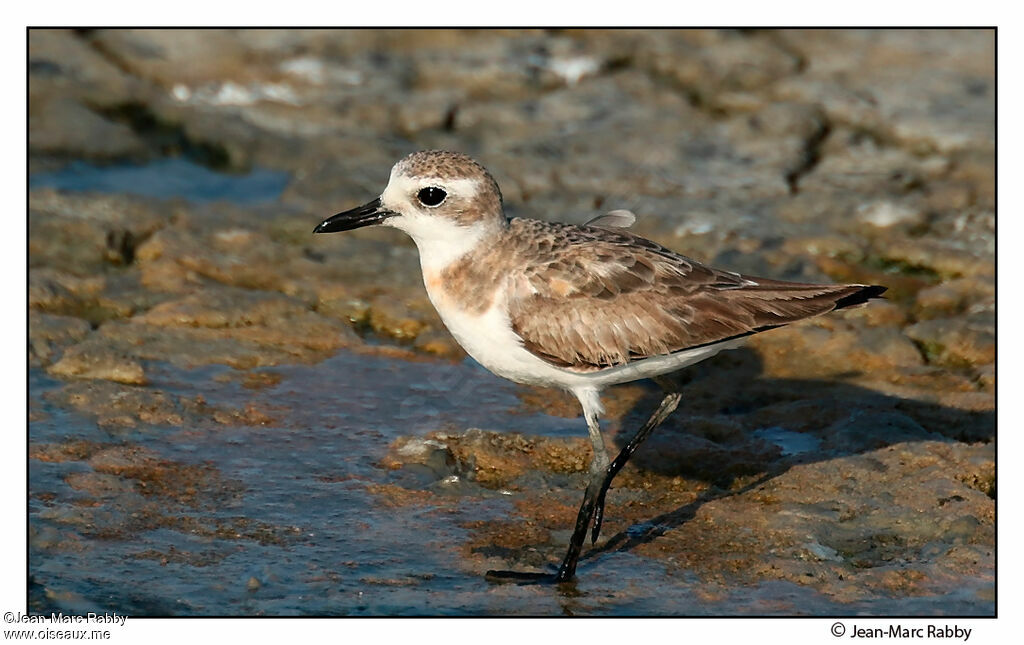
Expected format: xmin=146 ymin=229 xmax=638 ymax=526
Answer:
xmin=313 ymin=150 xmax=886 ymax=583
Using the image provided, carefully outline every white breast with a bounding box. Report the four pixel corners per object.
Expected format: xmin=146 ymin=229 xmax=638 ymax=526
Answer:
xmin=423 ymin=278 xmax=573 ymax=387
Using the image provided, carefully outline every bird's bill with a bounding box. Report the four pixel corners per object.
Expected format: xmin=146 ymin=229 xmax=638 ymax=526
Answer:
xmin=313 ymin=198 xmax=394 ymax=233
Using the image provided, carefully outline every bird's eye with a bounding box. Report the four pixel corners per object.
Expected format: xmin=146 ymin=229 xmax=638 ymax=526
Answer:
xmin=417 ymin=186 xmax=447 ymax=207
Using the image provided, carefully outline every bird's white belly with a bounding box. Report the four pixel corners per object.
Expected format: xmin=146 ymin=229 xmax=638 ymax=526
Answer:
xmin=425 ymin=284 xmax=572 ymax=387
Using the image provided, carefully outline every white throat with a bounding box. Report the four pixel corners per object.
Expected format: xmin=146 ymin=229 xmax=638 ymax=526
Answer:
xmin=386 ymin=215 xmax=492 ymax=273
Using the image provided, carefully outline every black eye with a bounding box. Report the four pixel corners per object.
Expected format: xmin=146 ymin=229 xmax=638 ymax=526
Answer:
xmin=417 ymin=186 xmax=447 ymax=207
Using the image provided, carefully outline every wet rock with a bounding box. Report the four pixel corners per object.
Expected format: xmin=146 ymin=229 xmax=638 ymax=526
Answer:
xmin=29 ymin=312 xmax=91 ymax=367
xmin=779 ymin=234 xmax=863 ymax=264
xmin=364 ymin=483 xmax=443 ymax=509
xmin=380 ymin=436 xmax=456 ymax=475
xmin=626 ymin=440 xmax=993 ymax=591
xmin=30 ymin=98 xmax=150 ymax=160
xmin=65 ymin=471 xmax=139 ymax=498
xmin=747 ymin=399 xmax=862 ymax=436
xmin=29 ymin=524 xmax=87 ymax=553
xmin=136 ymin=286 xmax=313 ymax=329
xmin=823 ymin=410 xmax=937 ymax=453
xmin=133 ymin=205 xmax=428 ymax=324
xmin=411 ymin=329 xmax=466 ymax=361
xmin=788 ymin=135 xmax=944 ymax=222
xmin=750 ymin=318 xmax=924 ymax=381
xmin=720 ymin=102 xmax=828 ymax=185
xmin=873 ymin=237 xmax=993 ymax=280
xmin=29 ymin=400 xmax=50 ymax=423
xmin=87 ymin=445 xmax=240 ymax=507
xmin=29 ymin=29 xmax=143 ymax=104
xmin=44 ymin=381 xmax=186 ymax=428
xmin=384 ymin=429 xmax=592 ymax=489
xmin=776 ymin=29 xmax=994 ymax=153
xmin=47 ymin=338 xmax=147 ymax=385
xmin=515 ymin=383 xmax=647 ymax=422
xmin=43 ymin=379 xmax=273 ymax=430
xmin=212 ymin=370 xmax=284 ymax=390
xmin=633 ymin=29 xmax=802 ymax=100
xmin=29 ymin=269 xmax=164 ymax=327
xmin=312 ymin=283 xmax=367 ymax=325
xmin=37 ymin=503 xmax=127 ymax=532
xmin=89 ymin=320 xmax=339 ymax=370
xmin=358 ymin=574 xmax=430 ymax=587
xmin=89 ymin=29 xmax=270 ymax=86
xmin=30 ymin=439 xmax=107 ymax=463
xmin=211 ymin=403 xmax=275 ymax=426
xmin=392 ymin=90 xmax=458 ymax=137
xmin=458 ymin=71 xmax=717 ymax=197
xmin=463 ymin=517 xmax=557 ymax=569
xmin=135 ymin=226 xmax=296 ymax=293
xmin=409 ymin=31 xmax=568 ymax=101
xmin=130 ymin=546 xmax=230 ymax=568
xmin=905 ymin=315 xmax=995 ymax=367
xmin=42 ymin=283 xmax=364 ymax=370
xmin=944 ymin=153 xmax=996 ymax=211
xmin=29 ymin=270 xmax=105 ymax=314
xmin=840 ymin=300 xmax=909 ymax=328
xmin=32 ymin=437 xmax=300 ymax=559
xmin=974 ymin=364 xmax=994 ymax=392
xmin=914 ymin=276 xmax=995 ymax=320
xmin=29 ymin=30 xmax=156 ymax=163
xmin=30 ymin=189 xmax=172 ymax=275
xmin=957 ymin=453 xmax=995 ymax=500
xmin=629 ymin=427 xmax=780 ymax=483
xmin=365 ymin=292 xmax=432 ymax=341
xmin=803 ymin=541 xmax=843 ymax=562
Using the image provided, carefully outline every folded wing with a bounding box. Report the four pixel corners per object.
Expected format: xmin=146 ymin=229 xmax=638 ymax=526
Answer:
xmin=506 ymin=220 xmax=885 ymax=372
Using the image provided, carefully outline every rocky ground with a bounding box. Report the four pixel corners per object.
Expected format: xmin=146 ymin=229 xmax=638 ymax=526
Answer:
xmin=28 ymin=29 xmax=994 ymax=615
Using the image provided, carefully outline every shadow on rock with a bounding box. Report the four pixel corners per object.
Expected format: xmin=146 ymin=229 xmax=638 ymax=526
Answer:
xmin=554 ymin=347 xmax=996 ymax=603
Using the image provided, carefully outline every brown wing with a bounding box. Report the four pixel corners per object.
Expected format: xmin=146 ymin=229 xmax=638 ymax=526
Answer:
xmin=505 ymin=219 xmax=885 ymax=372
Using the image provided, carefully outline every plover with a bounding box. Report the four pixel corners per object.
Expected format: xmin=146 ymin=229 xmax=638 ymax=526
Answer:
xmin=314 ymin=150 xmax=885 ymax=583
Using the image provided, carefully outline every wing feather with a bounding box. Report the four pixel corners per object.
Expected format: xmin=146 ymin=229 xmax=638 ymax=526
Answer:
xmin=504 ymin=219 xmax=884 ymax=372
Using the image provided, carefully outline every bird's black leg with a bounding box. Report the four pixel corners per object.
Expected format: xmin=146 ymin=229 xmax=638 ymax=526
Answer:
xmin=554 ymin=390 xmax=682 ymax=581
xmin=487 ymin=386 xmax=682 ymax=584
xmin=554 ymin=467 xmax=605 ymax=582
xmin=590 ymin=391 xmax=682 ymax=545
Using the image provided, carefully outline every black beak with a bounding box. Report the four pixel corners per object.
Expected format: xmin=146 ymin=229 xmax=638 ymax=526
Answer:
xmin=313 ymin=198 xmax=394 ymax=234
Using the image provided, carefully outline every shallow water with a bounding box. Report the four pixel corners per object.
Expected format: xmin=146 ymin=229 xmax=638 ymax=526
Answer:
xmin=29 ymin=158 xmax=289 ymax=204
xmin=29 ymin=352 xmax=991 ymax=616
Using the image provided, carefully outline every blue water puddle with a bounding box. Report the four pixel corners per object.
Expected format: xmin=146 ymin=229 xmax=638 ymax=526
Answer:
xmin=29 ymin=157 xmax=290 ymax=204
xmin=751 ymin=426 xmax=823 ymax=457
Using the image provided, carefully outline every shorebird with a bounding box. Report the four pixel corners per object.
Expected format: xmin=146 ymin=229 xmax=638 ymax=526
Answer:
xmin=314 ymin=150 xmax=885 ymax=583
